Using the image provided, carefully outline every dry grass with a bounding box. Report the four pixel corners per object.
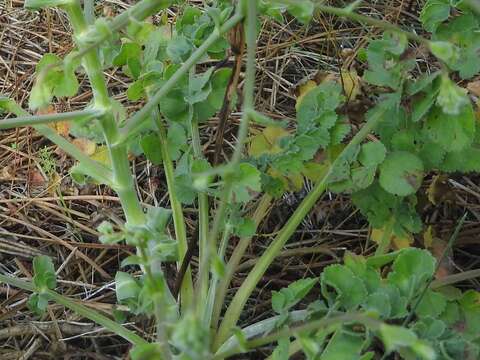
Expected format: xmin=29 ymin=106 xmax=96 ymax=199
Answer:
xmin=0 ymin=1 xmax=479 ymax=358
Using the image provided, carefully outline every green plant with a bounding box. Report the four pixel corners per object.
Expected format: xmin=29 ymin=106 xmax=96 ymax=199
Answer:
xmin=0 ymin=0 xmax=480 ymax=359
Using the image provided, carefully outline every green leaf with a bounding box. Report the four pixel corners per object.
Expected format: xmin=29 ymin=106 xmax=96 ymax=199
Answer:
xmin=351 ymin=166 xmax=376 ymax=191
xmin=130 ymin=344 xmax=165 ymax=360
xmin=379 ymin=324 xmax=417 ymax=352
xmin=420 ymin=0 xmax=451 ymax=32
xmin=112 ymin=42 xmax=142 ymax=67
xmin=429 ymin=41 xmax=458 ymax=65
xmin=416 ymin=289 xmax=447 ymax=318
xmin=387 ymin=248 xmax=436 ymax=300
xmin=167 ymin=35 xmax=193 ymax=63
xmin=271 ymin=278 xmax=317 ymax=313
xmin=167 ymin=122 xmax=187 ymax=161
xmin=440 ymin=147 xmax=480 ymax=172
xmin=379 ymin=151 xmax=424 ymax=196
xmin=115 ymin=271 xmax=141 ymax=303
xmin=320 ymin=330 xmax=365 ymax=360
xmin=412 ymin=317 xmax=446 ymax=340
xmin=459 ymin=290 xmax=480 ymax=337
xmin=411 ymin=88 xmax=439 ymax=123
xmin=27 ymin=293 xmax=50 ymax=315
xmin=363 ymin=292 xmax=391 ymax=318
xmin=33 ymin=255 xmax=56 ymax=291
xmin=424 ymin=105 xmax=476 ymax=152
xmin=140 ymin=133 xmax=163 ymax=165
xmin=286 ymin=0 xmax=314 ymax=24
xmin=358 ymin=141 xmax=386 ymax=167
xmin=296 ymin=81 xmax=343 ymax=135
xmin=321 ymin=264 xmax=367 ymax=310
xmin=434 ymin=13 xmax=480 ymax=79
xmin=436 ymin=75 xmax=469 ymax=115
xmin=231 ymin=163 xmax=261 ymax=203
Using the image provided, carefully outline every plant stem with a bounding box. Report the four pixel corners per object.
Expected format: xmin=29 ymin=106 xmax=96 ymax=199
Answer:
xmin=153 ymin=109 xmax=193 ymax=309
xmin=314 ymin=3 xmax=430 ymax=46
xmin=211 ymin=194 xmax=272 ymax=330
xmin=0 ymin=109 xmax=102 ymax=129
xmin=72 ymin=0 xmax=170 ymax=63
xmin=196 ymin=0 xmax=257 ymax=329
xmin=190 ymin=108 xmax=210 ymax=315
xmin=0 ymin=274 xmax=146 ymax=346
xmin=65 ymin=1 xmax=144 ymax=225
xmin=117 ymin=11 xmax=245 ymax=144
xmin=214 ymin=106 xmax=386 ymax=349
xmin=213 ymin=313 xmax=381 ymax=359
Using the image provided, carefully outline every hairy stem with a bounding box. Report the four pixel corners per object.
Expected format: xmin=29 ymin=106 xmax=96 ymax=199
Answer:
xmin=211 ymin=194 xmax=272 ymax=330
xmin=196 ymin=0 xmax=257 ymax=327
xmin=0 ymin=274 xmax=146 ymax=346
xmin=214 ymin=106 xmax=386 ymax=349
xmin=0 ymin=109 xmax=102 ymax=129
xmin=65 ymin=1 xmax=144 ymax=225
xmin=153 ymin=109 xmax=193 ymax=309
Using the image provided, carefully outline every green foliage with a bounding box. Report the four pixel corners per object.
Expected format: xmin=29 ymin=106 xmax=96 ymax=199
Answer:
xmin=272 ymin=248 xmax=480 ymax=360
xmin=29 ymin=53 xmax=79 ymax=110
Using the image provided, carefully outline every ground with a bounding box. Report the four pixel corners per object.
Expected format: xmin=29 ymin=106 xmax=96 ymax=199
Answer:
xmin=0 ymin=1 xmax=479 ymax=359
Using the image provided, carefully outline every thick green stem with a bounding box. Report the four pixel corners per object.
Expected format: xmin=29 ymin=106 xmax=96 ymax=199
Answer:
xmin=65 ymin=1 xmax=144 ymax=225
xmin=0 ymin=274 xmax=146 ymax=346
xmin=117 ymin=11 xmax=245 ymax=144
xmin=0 ymin=109 xmax=102 ymax=129
xmin=190 ymin=113 xmax=210 ymax=314
xmin=213 ymin=313 xmax=380 ymax=359
xmin=211 ymin=194 xmax=272 ymax=330
xmin=153 ymin=110 xmax=193 ymax=309
xmin=214 ymin=107 xmax=385 ymax=349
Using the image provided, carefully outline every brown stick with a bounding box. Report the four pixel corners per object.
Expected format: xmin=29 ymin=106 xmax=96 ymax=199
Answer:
xmin=213 ymin=22 xmax=245 ymax=165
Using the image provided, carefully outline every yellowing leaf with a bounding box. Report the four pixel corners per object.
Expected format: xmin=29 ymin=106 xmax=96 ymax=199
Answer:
xmin=49 ymin=121 xmax=70 ymax=137
xmin=340 ymin=68 xmax=361 ymax=100
xmin=91 ymin=145 xmax=111 ymax=166
xmin=268 ymin=168 xmax=304 ymax=192
xmin=423 ymin=225 xmax=434 ymax=248
xmin=248 ymin=126 xmax=289 ymax=157
xmin=302 ymin=161 xmax=329 ymax=183
xmin=37 ymin=105 xmax=70 ymax=137
xmin=371 ymin=227 xmax=413 ymax=251
xmin=295 ymin=80 xmax=318 ymax=110
xmin=72 ymin=138 xmax=97 ymax=156
xmin=426 ymin=174 xmax=454 ymax=205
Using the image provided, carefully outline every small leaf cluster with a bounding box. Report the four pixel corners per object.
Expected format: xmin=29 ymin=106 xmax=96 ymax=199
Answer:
xmin=271 ymin=248 xmax=480 ymax=359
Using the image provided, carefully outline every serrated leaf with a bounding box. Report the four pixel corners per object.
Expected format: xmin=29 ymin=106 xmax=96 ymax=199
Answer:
xmin=320 ymin=330 xmax=365 ymax=360
xmin=425 ymin=105 xmax=476 ymax=152
xmin=363 ymin=292 xmax=391 ymax=318
xmin=271 ymin=278 xmax=317 ymax=313
xmin=387 ymin=248 xmax=436 ymax=300
xmin=140 ymin=133 xmax=162 ymax=165
xmin=436 ymin=75 xmax=469 ymax=115
xmin=420 ymin=0 xmax=451 ymax=32
xmin=416 ymin=289 xmax=447 ymax=318
xmin=321 ymin=264 xmax=367 ymax=310
xmin=379 ymin=151 xmax=424 ymax=196
xmin=112 ymin=42 xmax=142 ymax=67
xmin=358 ymin=141 xmax=386 ymax=167
xmin=231 ymin=163 xmax=261 ymax=203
